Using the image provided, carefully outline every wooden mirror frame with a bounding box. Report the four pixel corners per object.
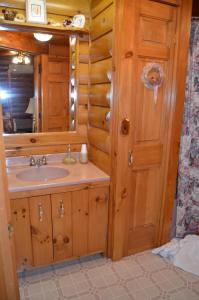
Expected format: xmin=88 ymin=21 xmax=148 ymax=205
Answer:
xmin=0 ymin=23 xmax=88 ymax=156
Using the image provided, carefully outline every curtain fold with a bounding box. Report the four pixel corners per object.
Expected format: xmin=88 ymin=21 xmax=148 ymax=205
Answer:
xmin=176 ymin=20 xmax=199 ymax=237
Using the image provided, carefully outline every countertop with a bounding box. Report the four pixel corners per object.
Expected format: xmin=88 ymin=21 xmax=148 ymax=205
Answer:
xmin=6 ymin=153 xmax=110 ymax=193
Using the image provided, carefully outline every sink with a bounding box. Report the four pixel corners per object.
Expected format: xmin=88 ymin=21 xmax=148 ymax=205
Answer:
xmin=16 ymin=166 xmax=69 ymax=182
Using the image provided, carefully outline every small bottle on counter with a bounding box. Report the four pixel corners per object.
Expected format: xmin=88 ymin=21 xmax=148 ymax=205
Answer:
xmin=79 ymin=144 xmax=88 ymax=164
xmin=63 ymin=144 xmax=76 ymax=164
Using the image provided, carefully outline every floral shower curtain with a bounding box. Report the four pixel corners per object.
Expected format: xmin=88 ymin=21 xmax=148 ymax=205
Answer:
xmin=176 ymin=20 xmax=199 ymax=238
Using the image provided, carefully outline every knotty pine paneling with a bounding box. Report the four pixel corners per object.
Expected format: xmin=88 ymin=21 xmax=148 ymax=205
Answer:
xmin=88 ymin=1 xmax=114 ymax=174
xmin=91 ymin=4 xmax=114 ymax=40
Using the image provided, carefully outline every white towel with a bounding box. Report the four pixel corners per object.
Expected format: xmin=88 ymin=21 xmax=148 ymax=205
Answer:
xmin=152 ymin=235 xmax=199 ymax=276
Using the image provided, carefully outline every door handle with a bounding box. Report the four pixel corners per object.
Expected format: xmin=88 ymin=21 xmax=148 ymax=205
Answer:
xmin=128 ymin=151 xmax=134 ymax=166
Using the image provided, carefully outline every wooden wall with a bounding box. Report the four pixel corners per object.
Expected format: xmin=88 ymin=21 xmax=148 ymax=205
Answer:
xmin=88 ymin=0 xmax=114 ymax=174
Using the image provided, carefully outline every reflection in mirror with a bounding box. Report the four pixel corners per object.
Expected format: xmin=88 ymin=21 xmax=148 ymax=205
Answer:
xmin=0 ymin=31 xmax=78 ymax=134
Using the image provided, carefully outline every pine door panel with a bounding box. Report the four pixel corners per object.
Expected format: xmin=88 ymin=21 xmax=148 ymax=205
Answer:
xmin=11 ymin=198 xmax=33 ymax=269
xmin=126 ymin=0 xmax=177 ymax=255
xmin=135 ymin=60 xmax=166 ymax=142
xmin=51 ymin=193 xmax=72 ymax=262
xmin=29 ymin=195 xmax=53 ymax=266
xmin=41 ymin=55 xmax=69 ymax=132
xmin=128 ymin=168 xmax=161 ymax=253
xmin=72 ymin=189 xmax=89 ymax=257
xmin=88 ymin=187 xmax=109 ymax=253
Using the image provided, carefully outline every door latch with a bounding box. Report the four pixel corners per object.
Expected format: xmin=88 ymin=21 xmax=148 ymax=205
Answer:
xmin=121 ymin=118 xmax=130 ymax=135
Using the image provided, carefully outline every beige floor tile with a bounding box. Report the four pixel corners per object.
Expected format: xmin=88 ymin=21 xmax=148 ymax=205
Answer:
xmin=18 ymin=251 xmax=199 ymax=300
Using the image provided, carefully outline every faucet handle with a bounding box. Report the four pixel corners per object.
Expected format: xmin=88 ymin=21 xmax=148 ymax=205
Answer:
xmin=42 ymin=156 xmax=47 ymax=165
xmin=30 ymin=156 xmax=36 ymax=166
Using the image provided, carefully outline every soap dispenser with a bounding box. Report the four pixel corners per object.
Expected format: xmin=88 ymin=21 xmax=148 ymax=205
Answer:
xmin=79 ymin=144 xmax=88 ymax=164
xmin=63 ymin=144 xmax=76 ymax=164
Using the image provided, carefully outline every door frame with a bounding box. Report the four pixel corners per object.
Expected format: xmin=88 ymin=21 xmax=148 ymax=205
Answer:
xmin=0 ymin=105 xmax=19 ymax=299
xmin=108 ymin=0 xmax=193 ymax=260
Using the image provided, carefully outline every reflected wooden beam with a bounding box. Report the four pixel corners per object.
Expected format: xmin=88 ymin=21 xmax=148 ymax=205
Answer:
xmin=0 ymin=31 xmax=48 ymax=54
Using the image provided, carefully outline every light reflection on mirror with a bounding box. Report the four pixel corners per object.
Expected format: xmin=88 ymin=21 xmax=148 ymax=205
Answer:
xmin=0 ymin=31 xmax=78 ymax=134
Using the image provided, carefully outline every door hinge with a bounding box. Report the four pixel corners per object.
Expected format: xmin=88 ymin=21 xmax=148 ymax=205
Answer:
xmin=8 ymin=223 xmax=14 ymax=238
xmin=39 ymin=63 xmax=42 ymax=74
xmin=128 ymin=151 xmax=134 ymax=167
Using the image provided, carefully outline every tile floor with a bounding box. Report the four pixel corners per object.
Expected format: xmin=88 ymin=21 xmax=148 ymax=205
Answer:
xmin=19 ymin=251 xmax=199 ymax=300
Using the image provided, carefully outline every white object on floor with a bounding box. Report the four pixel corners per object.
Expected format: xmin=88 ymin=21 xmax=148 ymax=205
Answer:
xmin=152 ymin=234 xmax=199 ymax=276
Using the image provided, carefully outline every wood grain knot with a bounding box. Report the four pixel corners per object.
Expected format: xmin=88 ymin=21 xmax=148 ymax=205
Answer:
xmin=30 ymin=138 xmax=37 ymax=143
xmin=125 ymin=51 xmax=133 ymax=58
xmin=63 ymin=236 xmax=70 ymax=244
xmin=96 ymin=196 xmax=100 ymax=202
xmin=121 ymin=188 xmax=127 ymax=199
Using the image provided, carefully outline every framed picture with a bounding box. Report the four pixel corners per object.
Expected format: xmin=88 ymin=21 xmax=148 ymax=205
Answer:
xmin=26 ymin=0 xmax=47 ymax=24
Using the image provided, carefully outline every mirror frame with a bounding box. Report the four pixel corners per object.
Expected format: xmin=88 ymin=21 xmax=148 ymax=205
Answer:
xmin=0 ymin=22 xmax=88 ymax=155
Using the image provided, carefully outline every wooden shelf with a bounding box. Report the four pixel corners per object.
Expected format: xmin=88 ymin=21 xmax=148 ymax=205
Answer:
xmin=0 ymin=19 xmax=89 ymax=36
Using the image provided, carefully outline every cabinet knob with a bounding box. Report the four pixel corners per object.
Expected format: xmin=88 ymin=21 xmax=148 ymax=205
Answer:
xmin=53 ymin=238 xmax=57 ymax=244
xmin=63 ymin=236 xmax=70 ymax=244
xmin=59 ymin=200 xmax=65 ymax=218
xmin=38 ymin=203 xmax=44 ymax=222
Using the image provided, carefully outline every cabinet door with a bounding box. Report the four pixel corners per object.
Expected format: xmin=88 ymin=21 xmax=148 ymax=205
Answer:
xmin=29 ymin=195 xmax=53 ymax=266
xmin=88 ymin=187 xmax=109 ymax=253
xmin=51 ymin=193 xmax=72 ymax=261
xmin=72 ymin=189 xmax=89 ymax=257
xmin=11 ymin=198 xmax=32 ymax=269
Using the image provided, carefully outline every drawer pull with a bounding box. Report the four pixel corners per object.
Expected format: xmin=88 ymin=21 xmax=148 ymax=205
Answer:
xmin=59 ymin=200 xmax=65 ymax=218
xmin=38 ymin=203 xmax=44 ymax=222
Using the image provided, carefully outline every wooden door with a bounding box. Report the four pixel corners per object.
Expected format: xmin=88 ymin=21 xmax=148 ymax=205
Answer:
xmin=51 ymin=193 xmax=72 ymax=261
xmin=110 ymin=0 xmax=192 ymax=259
xmin=88 ymin=187 xmax=109 ymax=253
xmin=127 ymin=1 xmax=176 ymax=254
xmin=11 ymin=198 xmax=33 ymax=269
xmin=40 ymin=55 xmax=69 ymax=132
xmin=29 ymin=195 xmax=53 ymax=266
xmin=0 ymin=106 xmax=19 ymax=299
xmin=72 ymin=189 xmax=89 ymax=257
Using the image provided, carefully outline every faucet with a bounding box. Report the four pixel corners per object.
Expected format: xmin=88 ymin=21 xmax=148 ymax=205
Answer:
xmin=29 ymin=156 xmax=47 ymax=167
xmin=29 ymin=156 xmax=36 ymax=166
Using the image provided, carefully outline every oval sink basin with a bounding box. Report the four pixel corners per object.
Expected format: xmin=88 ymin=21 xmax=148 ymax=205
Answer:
xmin=16 ymin=166 xmax=69 ymax=182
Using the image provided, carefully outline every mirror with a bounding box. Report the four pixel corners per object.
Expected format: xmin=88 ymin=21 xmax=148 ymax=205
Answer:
xmin=0 ymin=31 xmax=78 ymax=134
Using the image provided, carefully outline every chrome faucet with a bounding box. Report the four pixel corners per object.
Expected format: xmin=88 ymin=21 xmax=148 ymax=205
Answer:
xmin=29 ymin=156 xmax=36 ymax=166
xmin=29 ymin=156 xmax=47 ymax=167
xmin=41 ymin=155 xmax=47 ymax=165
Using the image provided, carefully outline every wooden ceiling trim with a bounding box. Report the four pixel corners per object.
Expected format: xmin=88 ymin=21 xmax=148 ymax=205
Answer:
xmin=0 ymin=31 xmax=48 ymax=54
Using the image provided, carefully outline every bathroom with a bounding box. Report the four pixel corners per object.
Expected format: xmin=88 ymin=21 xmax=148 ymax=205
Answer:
xmin=0 ymin=0 xmax=198 ymax=299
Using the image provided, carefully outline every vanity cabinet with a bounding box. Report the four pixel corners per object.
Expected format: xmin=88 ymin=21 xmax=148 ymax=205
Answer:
xmin=29 ymin=195 xmax=53 ymax=266
xmin=11 ymin=184 xmax=109 ymax=269
xmin=51 ymin=192 xmax=73 ymax=262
